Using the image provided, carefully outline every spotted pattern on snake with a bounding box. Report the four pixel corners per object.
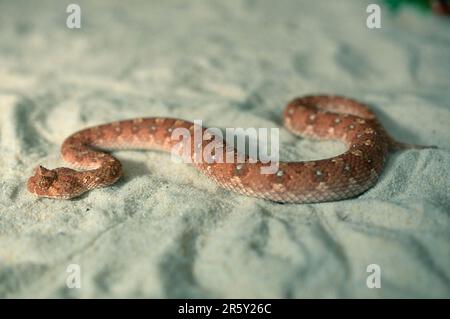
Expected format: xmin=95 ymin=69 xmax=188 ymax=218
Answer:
xmin=27 ymin=95 xmax=433 ymax=203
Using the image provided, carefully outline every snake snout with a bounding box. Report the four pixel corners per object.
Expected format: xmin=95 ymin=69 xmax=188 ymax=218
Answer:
xmin=27 ymin=165 xmax=58 ymax=196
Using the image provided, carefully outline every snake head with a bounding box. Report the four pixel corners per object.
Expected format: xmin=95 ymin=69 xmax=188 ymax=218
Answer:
xmin=27 ymin=165 xmax=80 ymax=199
xmin=27 ymin=166 xmax=58 ymax=196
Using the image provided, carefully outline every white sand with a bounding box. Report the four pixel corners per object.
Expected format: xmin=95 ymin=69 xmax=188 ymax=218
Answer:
xmin=0 ymin=0 xmax=449 ymax=298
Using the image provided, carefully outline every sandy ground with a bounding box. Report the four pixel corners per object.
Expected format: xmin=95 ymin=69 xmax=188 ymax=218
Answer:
xmin=0 ymin=0 xmax=449 ymax=298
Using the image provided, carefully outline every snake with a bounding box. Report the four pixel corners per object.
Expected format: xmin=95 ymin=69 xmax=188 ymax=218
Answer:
xmin=27 ymin=95 xmax=433 ymax=203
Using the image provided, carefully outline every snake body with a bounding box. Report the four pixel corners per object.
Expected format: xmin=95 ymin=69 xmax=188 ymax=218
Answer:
xmin=27 ymin=95 xmax=426 ymax=203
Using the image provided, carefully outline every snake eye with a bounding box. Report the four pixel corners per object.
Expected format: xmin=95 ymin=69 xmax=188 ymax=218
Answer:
xmin=38 ymin=177 xmax=52 ymax=188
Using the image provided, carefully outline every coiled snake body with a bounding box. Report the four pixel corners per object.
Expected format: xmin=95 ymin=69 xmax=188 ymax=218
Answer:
xmin=27 ymin=95 xmax=431 ymax=203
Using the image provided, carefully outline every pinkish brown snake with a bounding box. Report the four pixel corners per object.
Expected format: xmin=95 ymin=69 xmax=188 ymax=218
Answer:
xmin=27 ymin=95 xmax=433 ymax=203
